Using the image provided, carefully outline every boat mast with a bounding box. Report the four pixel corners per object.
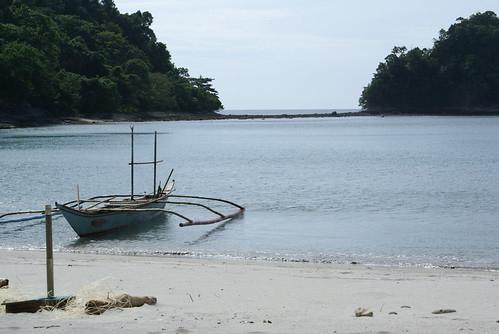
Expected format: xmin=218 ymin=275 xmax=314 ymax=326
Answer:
xmin=153 ymin=131 xmax=157 ymax=196
xmin=130 ymin=126 xmax=134 ymax=200
xmin=129 ymin=128 xmax=162 ymax=198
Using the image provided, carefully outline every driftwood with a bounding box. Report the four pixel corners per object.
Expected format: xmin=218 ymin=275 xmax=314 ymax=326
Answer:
xmin=3 ymin=296 xmax=74 ymax=313
xmin=85 ymin=294 xmax=157 ymax=315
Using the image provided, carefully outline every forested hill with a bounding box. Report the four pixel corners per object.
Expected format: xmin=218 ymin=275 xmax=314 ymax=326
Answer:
xmin=0 ymin=0 xmax=222 ymax=124
xmin=360 ymin=11 xmax=499 ymax=114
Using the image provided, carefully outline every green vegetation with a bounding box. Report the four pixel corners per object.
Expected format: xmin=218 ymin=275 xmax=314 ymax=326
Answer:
xmin=0 ymin=0 xmax=222 ymax=121
xmin=360 ymin=11 xmax=499 ymax=113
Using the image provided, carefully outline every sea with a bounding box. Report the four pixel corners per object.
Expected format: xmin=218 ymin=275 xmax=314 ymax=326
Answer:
xmin=1 ymin=113 xmax=499 ymax=269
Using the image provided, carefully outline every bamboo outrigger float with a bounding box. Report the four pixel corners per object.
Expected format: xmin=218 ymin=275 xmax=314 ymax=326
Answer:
xmin=0 ymin=127 xmax=245 ymax=237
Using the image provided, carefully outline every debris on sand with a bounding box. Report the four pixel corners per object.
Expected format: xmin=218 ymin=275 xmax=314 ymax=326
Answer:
xmin=85 ymin=294 xmax=157 ymax=315
xmin=355 ymin=307 xmax=373 ymax=317
xmin=240 ymin=320 xmax=254 ymax=324
xmin=0 ymin=279 xmax=8 ymax=289
xmin=432 ymin=309 xmax=456 ymax=314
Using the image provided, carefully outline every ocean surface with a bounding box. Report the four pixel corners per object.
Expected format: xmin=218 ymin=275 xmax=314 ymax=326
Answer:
xmin=1 ymin=115 xmax=499 ymax=268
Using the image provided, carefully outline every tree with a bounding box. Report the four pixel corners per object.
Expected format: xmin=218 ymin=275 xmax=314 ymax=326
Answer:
xmin=80 ymin=77 xmax=120 ymax=115
xmin=54 ymin=70 xmax=81 ymax=115
xmin=360 ymin=11 xmax=499 ymax=112
xmin=150 ymin=72 xmax=178 ymax=111
xmin=0 ymin=41 xmax=54 ymax=105
xmin=0 ymin=0 xmax=223 ymax=120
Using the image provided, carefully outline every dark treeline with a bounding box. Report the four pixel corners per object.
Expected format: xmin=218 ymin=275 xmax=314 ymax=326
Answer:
xmin=360 ymin=11 xmax=499 ymax=113
xmin=0 ymin=0 xmax=222 ymax=119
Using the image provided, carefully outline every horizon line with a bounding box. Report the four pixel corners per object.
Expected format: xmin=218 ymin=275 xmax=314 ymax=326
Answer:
xmin=222 ymin=108 xmax=361 ymax=111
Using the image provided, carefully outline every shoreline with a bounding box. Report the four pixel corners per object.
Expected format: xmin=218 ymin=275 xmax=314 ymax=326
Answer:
xmin=1 ymin=249 xmax=498 ymax=333
xmin=3 ymin=109 xmax=499 ymax=129
xmin=0 ymin=110 xmax=371 ymax=129
xmin=4 ymin=247 xmax=499 ymax=272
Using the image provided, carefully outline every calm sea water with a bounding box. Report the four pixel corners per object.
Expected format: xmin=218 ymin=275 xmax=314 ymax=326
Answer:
xmin=1 ymin=116 xmax=499 ymax=268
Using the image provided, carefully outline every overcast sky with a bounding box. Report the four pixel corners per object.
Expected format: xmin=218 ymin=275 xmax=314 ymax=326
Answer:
xmin=115 ymin=0 xmax=499 ymax=110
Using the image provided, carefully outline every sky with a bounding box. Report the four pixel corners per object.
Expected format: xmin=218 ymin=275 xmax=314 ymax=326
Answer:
xmin=115 ymin=0 xmax=499 ymax=110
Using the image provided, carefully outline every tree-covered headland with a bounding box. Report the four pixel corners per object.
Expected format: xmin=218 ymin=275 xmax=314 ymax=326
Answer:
xmin=360 ymin=11 xmax=499 ymax=114
xmin=0 ymin=0 xmax=223 ymax=124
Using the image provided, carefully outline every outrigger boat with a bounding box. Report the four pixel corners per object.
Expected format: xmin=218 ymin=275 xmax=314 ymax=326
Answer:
xmin=55 ymin=183 xmax=174 ymax=237
xmin=0 ymin=128 xmax=244 ymax=314
xmin=1 ymin=127 xmax=245 ymax=237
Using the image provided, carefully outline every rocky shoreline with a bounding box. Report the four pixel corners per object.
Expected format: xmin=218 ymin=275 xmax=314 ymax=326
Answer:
xmin=0 ymin=110 xmax=373 ymax=129
xmin=3 ymin=108 xmax=499 ymax=129
xmin=0 ymin=111 xmax=221 ymax=129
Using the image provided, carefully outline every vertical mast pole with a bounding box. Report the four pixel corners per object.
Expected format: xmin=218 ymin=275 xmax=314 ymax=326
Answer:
xmin=131 ymin=126 xmax=134 ymax=200
xmin=45 ymin=205 xmax=54 ymax=298
xmin=153 ymin=131 xmax=157 ymax=196
xmin=76 ymin=184 xmax=81 ymax=209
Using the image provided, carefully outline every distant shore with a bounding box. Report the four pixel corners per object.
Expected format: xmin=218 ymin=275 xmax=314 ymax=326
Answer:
xmin=0 ymin=110 xmax=372 ymax=129
xmin=3 ymin=108 xmax=499 ymax=129
xmin=1 ymin=250 xmax=498 ymax=333
xmin=363 ymin=106 xmax=499 ymax=116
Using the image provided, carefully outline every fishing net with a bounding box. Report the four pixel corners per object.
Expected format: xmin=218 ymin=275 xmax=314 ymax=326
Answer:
xmin=41 ymin=277 xmax=125 ymax=318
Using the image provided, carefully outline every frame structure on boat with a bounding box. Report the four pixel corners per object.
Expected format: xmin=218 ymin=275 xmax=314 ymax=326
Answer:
xmin=1 ymin=127 xmax=245 ymax=237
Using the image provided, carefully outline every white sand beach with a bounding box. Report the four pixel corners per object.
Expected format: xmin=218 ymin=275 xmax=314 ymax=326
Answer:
xmin=1 ymin=250 xmax=498 ymax=334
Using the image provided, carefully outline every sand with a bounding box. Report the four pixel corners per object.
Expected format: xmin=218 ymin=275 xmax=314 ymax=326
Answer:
xmin=1 ymin=250 xmax=498 ymax=334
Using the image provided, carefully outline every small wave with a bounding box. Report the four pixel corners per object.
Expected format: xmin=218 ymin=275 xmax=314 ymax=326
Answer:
xmin=1 ymin=246 xmax=490 ymax=271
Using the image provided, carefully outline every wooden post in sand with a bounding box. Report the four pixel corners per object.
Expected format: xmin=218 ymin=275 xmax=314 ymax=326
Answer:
xmin=45 ymin=205 xmax=54 ymax=298
xmin=4 ymin=206 xmax=75 ymax=313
